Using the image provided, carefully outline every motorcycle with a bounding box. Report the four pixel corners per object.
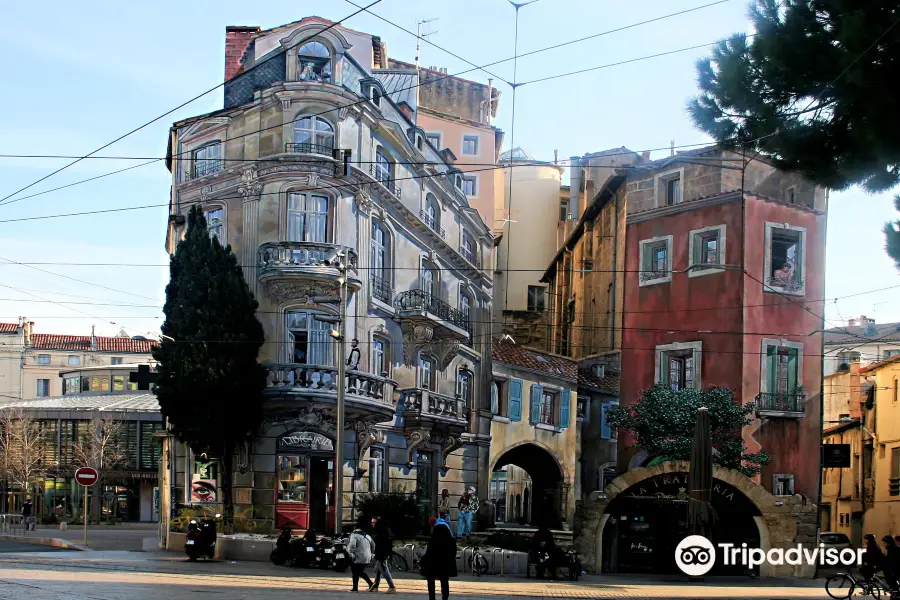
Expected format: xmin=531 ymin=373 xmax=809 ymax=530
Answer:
xmin=314 ymin=535 xmax=336 ymax=569
xmin=185 ymin=514 xmax=220 ymax=561
xmin=330 ymin=534 xmax=349 ymax=572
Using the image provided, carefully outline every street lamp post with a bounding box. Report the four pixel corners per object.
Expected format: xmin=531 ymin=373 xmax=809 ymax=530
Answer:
xmin=332 ymin=254 xmax=348 ymax=536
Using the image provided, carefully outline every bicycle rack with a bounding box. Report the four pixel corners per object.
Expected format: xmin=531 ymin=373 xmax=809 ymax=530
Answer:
xmin=459 ymin=546 xmax=472 ymax=573
xmin=402 ymin=543 xmax=416 ymax=566
xmin=490 ymin=548 xmax=504 ymax=575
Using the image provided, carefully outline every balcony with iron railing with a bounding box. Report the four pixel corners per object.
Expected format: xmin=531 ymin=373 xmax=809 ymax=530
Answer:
xmin=258 ymin=242 xmax=360 ymax=291
xmin=369 ymin=164 xmax=402 ymax=199
xmin=285 ymin=142 xmax=335 ymax=157
xmin=756 ymin=390 xmax=806 ymax=418
xmin=400 ymin=388 xmax=468 ymax=429
xmin=190 ymin=158 xmax=223 ymax=180
xmin=395 ymin=289 xmax=471 ymax=341
xmin=459 ymin=245 xmax=478 ymax=267
xmin=370 ymin=275 xmax=393 ymax=305
xmin=264 ymin=363 xmax=396 ymax=422
xmin=419 ymin=210 xmax=446 ymax=239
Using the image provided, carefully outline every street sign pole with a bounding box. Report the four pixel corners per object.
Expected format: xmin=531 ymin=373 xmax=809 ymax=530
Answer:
xmin=83 ymin=484 xmax=88 ymax=546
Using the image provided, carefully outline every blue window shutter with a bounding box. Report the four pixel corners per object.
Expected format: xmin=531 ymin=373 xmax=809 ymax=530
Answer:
xmin=600 ymin=404 xmax=611 ymax=439
xmin=559 ymin=389 xmax=571 ymax=429
xmin=529 ymin=384 xmax=543 ymax=424
xmin=508 ymin=379 xmax=522 ymax=421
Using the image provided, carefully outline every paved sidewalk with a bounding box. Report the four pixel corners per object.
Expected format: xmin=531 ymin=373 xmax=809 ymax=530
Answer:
xmin=0 ymin=550 xmax=829 ymax=599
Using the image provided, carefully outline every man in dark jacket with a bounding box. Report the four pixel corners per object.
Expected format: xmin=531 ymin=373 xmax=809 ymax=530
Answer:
xmin=370 ymin=517 xmax=396 ymax=593
xmin=861 ymin=534 xmax=884 ymax=584
xmin=22 ymin=498 xmax=34 ymax=531
xmin=882 ymin=536 xmax=900 ymax=591
xmin=530 ymin=524 xmax=560 ymax=579
xmin=422 ymin=518 xmax=457 ymax=600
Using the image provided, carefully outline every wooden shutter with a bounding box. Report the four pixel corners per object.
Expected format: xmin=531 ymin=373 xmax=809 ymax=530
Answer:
xmin=559 ymin=389 xmax=571 ymax=429
xmin=529 ymin=384 xmax=543 ymax=425
xmin=787 ymin=348 xmax=799 ymax=393
xmin=766 ymin=345 xmax=777 ymax=393
xmin=508 ymin=379 xmax=523 ymax=421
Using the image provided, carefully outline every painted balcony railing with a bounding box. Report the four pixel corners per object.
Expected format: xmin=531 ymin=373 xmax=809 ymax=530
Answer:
xmin=191 ymin=159 xmax=223 ymax=179
xmin=370 ymin=275 xmax=393 ymax=305
xmin=459 ymin=246 xmax=477 ymax=266
xmin=264 ymin=363 xmax=393 ymax=406
xmin=258 ymin=242 xmax=358 ymax=272
xmin=395 ymin=289 xmax=470 ymax=334
xmin=402 ymin=388 xmax=468 ymax=423
xmin=756 ymin=391 xmax=806 ymax=416
xmin=285 ymin=142 xmax=334 ymax=156
xmin=419 ymin=210 xmax=446 ymax=238
xmin=765 ymin=276 xmax=805 ymax=293
xmin=369 ymin=164 xmax=402 ymax=199
xmin=639 ymin=269 xmax=669 ymax=283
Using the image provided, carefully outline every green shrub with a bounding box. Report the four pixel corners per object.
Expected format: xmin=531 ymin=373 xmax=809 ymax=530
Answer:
xmin=354 ymin=489 xmax=419 ymax=537
xmin=484 ymin=529 xmax=531 ymax=552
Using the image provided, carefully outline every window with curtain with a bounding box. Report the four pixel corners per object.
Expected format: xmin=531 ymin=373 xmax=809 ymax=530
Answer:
xmin=667 ymin=352 xmax=694 ymax=390
xmin=375 ymin=148 xmax=392 ymax=183
xmin=205 ymin=208 xmax=225 ymax=244
xmin=371 ymin=221 xmax=388 ymax=278
xmin=419 ymin=354 xmax=436 ymax=391
xmin=285 ymin=310 xmax=334 ymax=367
xmin=540 ymin=390 xmax=556 ymax=425
xmin=287 ymin=192 xmax=330 ymax=243
xmin=293 ymin=116 xmax=335 ymax=153
xmin=421 ymin=263 xmax=437 ymax=296
xmin=766 ymin=346 xmax=799 ymax=396
xmin=372 ymin=336 xmax=389 ymax=376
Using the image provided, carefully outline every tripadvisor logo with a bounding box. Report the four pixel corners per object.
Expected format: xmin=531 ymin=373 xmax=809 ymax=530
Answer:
xmin=675 ymin=535 xmax=864 ymax=576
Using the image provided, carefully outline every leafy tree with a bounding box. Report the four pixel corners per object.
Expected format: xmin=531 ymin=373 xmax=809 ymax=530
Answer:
xmin=153 ymin=205 xmax=266 ymax=531
xmin=688 ymin=0 xmax=900 ymax=193
xmin=885 ymin=195 xmax=900 ymax=270
xmin=606 ymin=385 xmax=771 ymax=477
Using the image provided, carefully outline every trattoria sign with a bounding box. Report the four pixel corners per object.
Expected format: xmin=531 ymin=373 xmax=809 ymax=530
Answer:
xmin=626 ymin=472 xmax=738 ymax=502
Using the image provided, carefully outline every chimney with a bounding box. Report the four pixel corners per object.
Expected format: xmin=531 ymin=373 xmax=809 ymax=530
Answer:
xmin=848 ymin=317 xmax=857 ymax=327
xmin=23 ymin=320 xmax=34 ymax=346
xmin=554 ymin=149 xmax=558 ymax=164
xmin=91 ymin=325 xmax=97 ymax=351
xmin=224 ymin=26 xmax=260 ymax=82
xmin=858 ymin=315 xmax=873 ymax=325
xmin=641 ymin=151 xmax=650 ymax=160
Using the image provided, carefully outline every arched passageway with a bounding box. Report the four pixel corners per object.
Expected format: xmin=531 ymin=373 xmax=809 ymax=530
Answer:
xmin=493 ymin=443 xmax=565 ymax=528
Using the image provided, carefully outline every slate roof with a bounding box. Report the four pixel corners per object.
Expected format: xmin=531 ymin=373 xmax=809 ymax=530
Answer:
xmin=373 ymin=70 xmax=417 ymax=108
xmin=491 ymin=340 xmax=577 ymax=381
xmin=0 ymin=393 xmax=160 ymax=412
xmin=29 ymin=334 xmax=157 ymax=354
xmin=578 ymin=368 xmax=621 ymax=395
xmin=824 ymin=322 xmax=900 ymax=345
xmin=0 ymin=323 xmax=17 ymax=334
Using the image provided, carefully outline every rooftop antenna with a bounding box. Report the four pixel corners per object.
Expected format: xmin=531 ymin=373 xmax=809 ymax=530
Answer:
xmin=414 ymin=18 xmax=439 ymax=118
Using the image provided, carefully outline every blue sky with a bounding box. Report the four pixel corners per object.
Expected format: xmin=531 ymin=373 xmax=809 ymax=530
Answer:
xmin=0 ymin=0 xmax=897 ymax=337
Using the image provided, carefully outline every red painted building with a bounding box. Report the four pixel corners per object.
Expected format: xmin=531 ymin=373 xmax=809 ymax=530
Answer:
xmin=619 ymin=151 xmax=827 ymax=500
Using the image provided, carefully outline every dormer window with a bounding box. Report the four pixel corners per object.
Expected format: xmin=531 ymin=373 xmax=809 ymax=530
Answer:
xmin=298 ymin=41 xmax=332 ymax=82
xmin=371 ymin=88 xmax=381 ymax=106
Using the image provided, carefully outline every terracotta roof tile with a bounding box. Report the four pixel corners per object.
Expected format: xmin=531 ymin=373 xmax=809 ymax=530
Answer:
xmin=861 ymin=354 xmax=900 ymax=373
xmin=0 ymin=323 xmax=18 ymax=334
xmin=578 ymin=368 xmax=620 ymax=394
xmin=30 ymin=334 xmax=157 ymax=354
xmin=491 ymin=340 xmax=577 ymax=382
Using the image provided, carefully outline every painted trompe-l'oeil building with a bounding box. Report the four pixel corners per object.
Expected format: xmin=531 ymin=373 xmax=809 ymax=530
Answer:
xmin=158 ymin=17 xmax=501 ymax=537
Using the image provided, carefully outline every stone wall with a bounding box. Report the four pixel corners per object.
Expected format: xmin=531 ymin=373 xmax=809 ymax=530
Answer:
xmin=576 ymin=461 xmax=818 ymax=578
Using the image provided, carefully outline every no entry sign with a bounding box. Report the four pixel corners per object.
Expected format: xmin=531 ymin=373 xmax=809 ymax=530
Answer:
xmin=74 ymin=467 xmax=99 ymax=487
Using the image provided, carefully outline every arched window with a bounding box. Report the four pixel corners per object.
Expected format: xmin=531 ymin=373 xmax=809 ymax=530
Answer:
xmin=419 ymin=353 xmax=436 ymax=391
xmin=459 ymin=288 xmax=472 ymax=324
xmin=456 ymin=369 xmax=473 ymax=404
xmin=204 ymin=207 xmax=225 ymax=244
xmin=460 ymin=231 xmax=476 ymax=265
xmin=287 ymin=192 xmax=330 ymax=243
xmin=375 ymin=148 xmax=393 ymax=183
xmin=192 ymin=142 xmax=222 ymax=178
xmin=370 ymin=221 xmax=391 ymax=304
xmin=423 ymin=193 xmax=440 ymax=232
xmin=372 ymin=335 xmax=390 ymax=376
xmin=298 ymin=41 xmax=332 ymax=82
xmin=293 ymin=116 xmax=335 ymax=154
xmin=420 ymin=261 xmax=438 ymax=297
xmin=285 ymin=310 xmax=334 ymax=367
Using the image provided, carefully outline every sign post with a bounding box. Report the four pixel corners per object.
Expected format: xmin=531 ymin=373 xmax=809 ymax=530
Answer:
xmin=75 ymin=467 xmax=99 ymax=547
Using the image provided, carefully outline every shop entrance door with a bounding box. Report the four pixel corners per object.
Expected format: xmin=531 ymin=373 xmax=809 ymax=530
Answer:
xmin=416 ymin=451 xmax=434 ymax=533
xmin=308 ymin=458 xmax=332 ymax=533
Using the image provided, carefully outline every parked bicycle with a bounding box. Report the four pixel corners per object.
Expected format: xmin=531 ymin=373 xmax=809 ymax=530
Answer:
xmin=467 ymin=544 xmax=489 ymax=576
xmin=388 ymin=548 xmax=422 ymax=573
xmin=826 ymin=569 xmax=896 ymax=599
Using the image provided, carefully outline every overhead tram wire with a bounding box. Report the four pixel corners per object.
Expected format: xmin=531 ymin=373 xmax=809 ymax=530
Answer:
xmin=0 ymin=0 xmax=387 ymax=207
xmin=0 ymin=1 xmax=740 ymax=210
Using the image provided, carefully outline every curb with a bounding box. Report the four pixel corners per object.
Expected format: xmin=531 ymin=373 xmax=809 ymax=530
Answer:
xmin=0 ymin=534 xmax=86 ymax=551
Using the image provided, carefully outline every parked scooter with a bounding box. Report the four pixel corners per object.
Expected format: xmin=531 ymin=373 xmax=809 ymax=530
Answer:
xmin=295 ymin=530 xmax=319 ymax=568
xmin=330 ymin=534 xmax=349 ymax=572
xmin=185 ymin=514 xmax=220 ymax=561
xmin=314 ymin=535 xmax=336 ymax=569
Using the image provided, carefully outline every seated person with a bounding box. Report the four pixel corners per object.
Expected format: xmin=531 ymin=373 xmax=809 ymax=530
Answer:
xmin=529 ymin=525 xmax=560 ymax=580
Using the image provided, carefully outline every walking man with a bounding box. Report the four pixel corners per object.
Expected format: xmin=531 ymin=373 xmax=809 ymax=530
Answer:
xmin=370 ymin=517 xmax=397 ymax=593
xmin=456 ymin=486 xmax=479 ymax=540
xmin=22 ymin=497 xmax=35 ymax=532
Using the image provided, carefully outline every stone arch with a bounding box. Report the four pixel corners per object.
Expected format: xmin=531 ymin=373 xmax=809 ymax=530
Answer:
xmin=488 ymin=439 xmax=571 ymax=485
xmin=577 ymin=460 xmax=818 ymax=579
xmin=490 ymin=441 xmax=571 ymax=528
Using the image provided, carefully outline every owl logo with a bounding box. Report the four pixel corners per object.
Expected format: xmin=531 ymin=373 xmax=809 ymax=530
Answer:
xmin=676 ymin=487 xmax=688 ymax=500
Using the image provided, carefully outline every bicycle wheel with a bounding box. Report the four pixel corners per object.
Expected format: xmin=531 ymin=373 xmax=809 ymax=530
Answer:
xmin=389 ymin=551 xmax=409 ymax=572
xmin=825 ymin=574 xmax=855 ymax=599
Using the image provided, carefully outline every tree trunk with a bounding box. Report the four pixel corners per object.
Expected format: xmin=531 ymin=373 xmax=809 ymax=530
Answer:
xmin=221 ymin=441 xmax=235 ymax=534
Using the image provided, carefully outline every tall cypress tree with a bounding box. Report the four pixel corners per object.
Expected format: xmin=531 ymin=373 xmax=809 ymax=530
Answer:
xmin=153 ymin=205 xmax=266 ymax=530
xmin=885 ymin=196 xmax=900 ymax=271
